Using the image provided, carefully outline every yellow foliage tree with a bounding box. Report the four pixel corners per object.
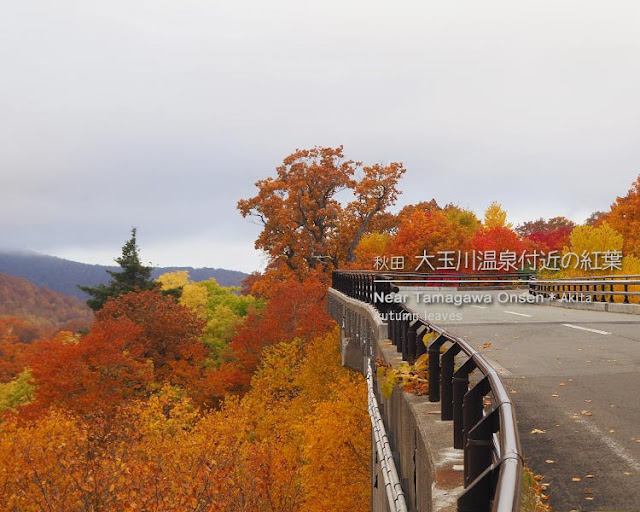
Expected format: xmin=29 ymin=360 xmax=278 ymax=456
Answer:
xmin=349 ymin=232 xmax=392 ymax=270
xmin=301 ymin=373 xmax=370 ymax=512
xmin=546 ymin=221 xmax=625 ymax=278
xmin=568 ymin=221 xmax=623 ymax=255
xmin=157 ymin=270 xmax=189 ymax=290
xmin=483 ymin=201 xmax=512 ymax=229
xmin=158 ymin=271 xmax=263 ymax=364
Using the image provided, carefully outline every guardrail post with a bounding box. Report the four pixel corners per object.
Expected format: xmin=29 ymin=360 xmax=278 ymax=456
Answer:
xmin=456 ymin=464 xmax=497 ymax=512
xmin=441 ymin=344 xmax=462 ymax=421
xmin=391 ymin=305 xmax=404 ymax=353
xmin=388 ymin=305 xmax=397 ymax=346
xmin=406 ymin=319 xmax=421 ymax=364
xmin=401 ymin=313 xmax=409 ymax=360
xmin=428 ymin=334 xmax=448 ymax=403
xmin=415 ymin=324 xmax=428 ymax=359
xmin=463 ymin=377 xmax=491 ymax=486
xmin=453 ymin=359 xmax=476 ymax=449
xmin=373 ymin=277 xmax=383 ymax=313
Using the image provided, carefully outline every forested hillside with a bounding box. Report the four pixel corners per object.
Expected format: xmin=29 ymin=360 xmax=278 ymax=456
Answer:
xmin=0 ymin=251 xmax=248 ymax=299
xmin=1 ymin=146 xmax=638 ymax=511
xmin=0 ymin=274 xmax=92 ymax=331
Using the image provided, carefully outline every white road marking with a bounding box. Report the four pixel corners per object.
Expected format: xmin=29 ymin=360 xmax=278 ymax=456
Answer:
xmin=562 ymin=323 xmax=611 ymax=335
xmin=575 ymin=417 xmax=640 ymax=471
xmin=503 ymin=310 xmax=532 ymax=317
xmin=471 ymin=305 xmax=487 ymax=309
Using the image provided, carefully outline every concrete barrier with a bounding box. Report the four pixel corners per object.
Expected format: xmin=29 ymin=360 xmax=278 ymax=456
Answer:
xmin=328 ymin=289 xmax=463 ymax=512
xmin=540 ymin=297 xmax=640 ymax=315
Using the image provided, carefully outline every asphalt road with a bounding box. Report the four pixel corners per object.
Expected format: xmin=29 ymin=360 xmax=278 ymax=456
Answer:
xmin=400 ymin=288 xmax=640 ymax=512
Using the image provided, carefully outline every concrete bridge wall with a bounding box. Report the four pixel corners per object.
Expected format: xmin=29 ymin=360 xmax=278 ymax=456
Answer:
xmin=328 ymin=289 xmax=462 ymax=512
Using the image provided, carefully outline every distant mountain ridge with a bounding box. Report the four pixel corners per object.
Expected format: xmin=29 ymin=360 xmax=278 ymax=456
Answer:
xmin=0 ymin=251 xmax=249 ymax=300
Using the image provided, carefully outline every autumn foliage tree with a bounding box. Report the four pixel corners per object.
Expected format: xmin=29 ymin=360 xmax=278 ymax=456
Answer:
xmin=238 ymin=146 xmax=405 ymax=276
xmin=95 ymin=290 xmax=207 ymax=386
xmin=204 ymin=273 xmax=333 ymax=401
xmin=604 ymin=174 xmax=640 ymax=256
xmin=483 ymin=201 xmax=512 ymax=229
xmin=391 ymin=209 xmax=474 ymax=271
xmin=516 ymin=216 xmax=575 ymax=253
xmin=0 ymin=317 xmax=35 ymax=381
xmin=348 ymin=232 xmax=392 ymax=269
xmin=0 ymin=328 xmax=370 ymax=512
xmin=473 ymin=227 xmax=526 ymax=262
xmin=21 ymin=290 xmax=209 ymax=419
xmin=24 ymin=323 xmax=152 ymax=417
xmin=157 ymin=271 xmax=262 ymax=368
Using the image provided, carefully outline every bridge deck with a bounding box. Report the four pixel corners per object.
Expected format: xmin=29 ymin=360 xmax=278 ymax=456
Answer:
xmin=402 ymin=288 xmax=640 ymax=512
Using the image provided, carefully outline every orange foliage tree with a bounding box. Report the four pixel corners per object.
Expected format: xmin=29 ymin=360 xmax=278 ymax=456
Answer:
xmin=0 ymin=317 xmax=36 ymax=382
xmin=604 ymin=174 xmax=640 ymax=257
xmin=95 ymin=290 xmax=207 ymax=385
xmin=473 ymin=227 xmax=526 ymax=267
xmin=22 ymin=290 xmax=209 ymax=418
xmin=238 ymin=146 xmax=405 ymax=276
xmin=204 ymin=273 xmax=333 ymax=402
xmin=0 ymin=329 xmax=370 ymax=512
xmin=347 ymin=232 xmax=392 ymax=269
xmin=391 ymin=209 xmax=474 ymax=271
xmin=24 ymin=323 xmax=152 ymax=418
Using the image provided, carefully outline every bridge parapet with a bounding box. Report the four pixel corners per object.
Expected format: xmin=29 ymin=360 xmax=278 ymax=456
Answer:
xmin=529 ymin=274 xmax=640 ymax=314
xmin=329 ymin=271 xmax=525 ymax=512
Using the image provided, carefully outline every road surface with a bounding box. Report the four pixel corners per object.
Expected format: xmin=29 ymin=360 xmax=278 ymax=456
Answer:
xmin=400 ymin=288 xmax=640 ymax=512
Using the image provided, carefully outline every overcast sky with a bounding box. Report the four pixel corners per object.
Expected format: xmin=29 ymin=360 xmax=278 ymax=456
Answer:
xmin=1 ymin=1 xmax=639 ymax=273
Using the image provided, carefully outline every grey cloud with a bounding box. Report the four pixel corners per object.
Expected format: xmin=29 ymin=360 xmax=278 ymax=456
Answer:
xmin=1 ymin=0 xmax=639 ymax=270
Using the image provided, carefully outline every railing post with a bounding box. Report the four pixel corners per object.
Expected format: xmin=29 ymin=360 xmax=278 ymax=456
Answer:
xmin=428 ymin=333 xmax=447 ymax=403
xmin=463 ymin=376 xmax=491 ymax=486
xmin=453 ymin=358 xmax=476 ymax=449
xmin=400 ymin=313 xmax=409 ymax=360
xmin=387 ymin=304 xmax=395 ymax=345
xmin=415 ymin=324 xmax=428 ymax=359
xmin=406 ymin=319 xmax=421 ymax=364
xmin=441 ymin=344 xmax=462 ymax=421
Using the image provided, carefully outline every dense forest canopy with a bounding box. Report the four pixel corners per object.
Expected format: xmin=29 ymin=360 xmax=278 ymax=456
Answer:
xmin=0 ymin=146 xmax=638 ymax=511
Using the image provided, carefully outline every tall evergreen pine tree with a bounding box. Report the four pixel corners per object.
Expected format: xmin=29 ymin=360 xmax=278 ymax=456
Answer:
xmin=79 ymin=228 xmax=157 ymax=311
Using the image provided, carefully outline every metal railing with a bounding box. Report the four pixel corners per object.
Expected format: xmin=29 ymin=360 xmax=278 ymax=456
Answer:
xmin=332 ymin=270 xmax=524 ymax=512
xmin=331 ymin=271 xmax=531 ymax=301
xmin=367 ymin=358 xmax=408 ymax=512
xmin=529 ymin=275 xmax=640 ymax=303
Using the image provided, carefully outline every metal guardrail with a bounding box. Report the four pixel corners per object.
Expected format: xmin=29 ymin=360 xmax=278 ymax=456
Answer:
xmin=529 ymin=275 xmax=640 ymax=303
xmin=331 ymin=271 xmax=531 ymax=299
xmin=332 ymin=270 xmax=524 ymax=512
xmin=367 ymin=358 xmax=408 ymax=512
xmin=371 ymin=272 xmax=531 ymax=288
